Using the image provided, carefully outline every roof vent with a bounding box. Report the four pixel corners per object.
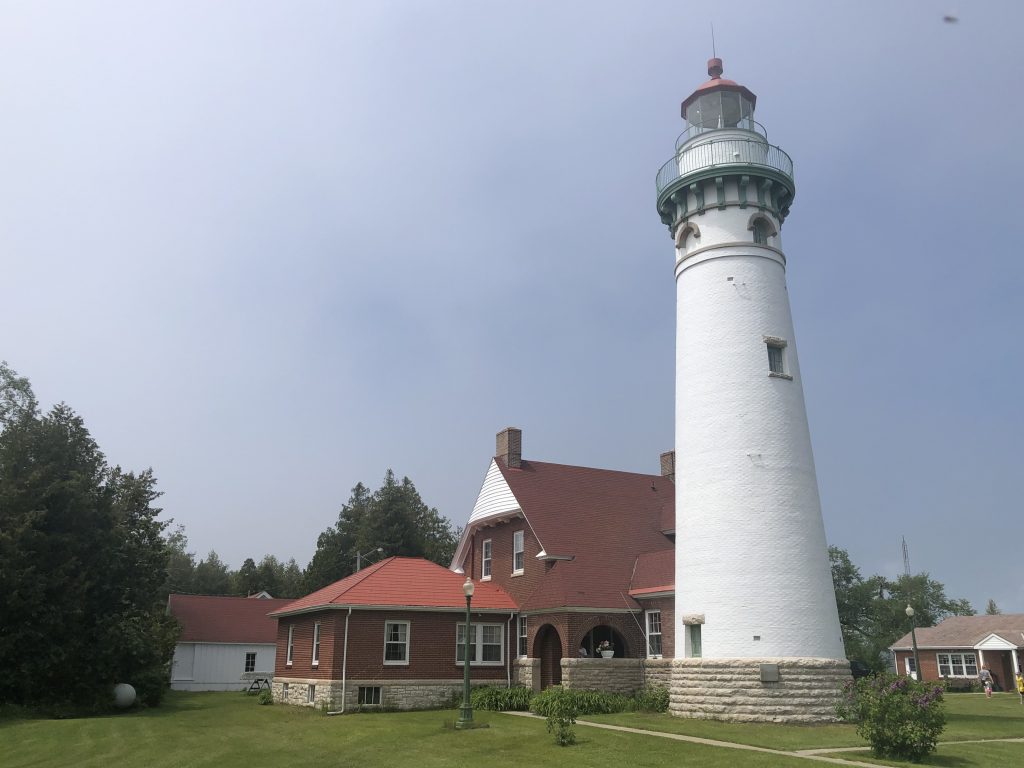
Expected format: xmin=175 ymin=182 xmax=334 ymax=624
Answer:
xmin=496 ymin=427 xmax=522 ymax=469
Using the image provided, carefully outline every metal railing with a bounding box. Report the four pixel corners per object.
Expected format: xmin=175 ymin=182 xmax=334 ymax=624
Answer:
xmin=674 ymin=119 xmax=768 ymax=151
xmin=656 ymin=137 xmax=794 ymax=197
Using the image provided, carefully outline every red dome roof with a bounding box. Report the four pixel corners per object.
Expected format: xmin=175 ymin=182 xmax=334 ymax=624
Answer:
xmin=681 ymin=58 xmax=757 ymax=116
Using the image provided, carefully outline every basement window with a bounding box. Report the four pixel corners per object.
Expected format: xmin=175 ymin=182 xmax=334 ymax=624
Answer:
xmin=307 ymin=684 xmax=316 ymax=704
xmin=358 ymin=686 xmax=382 ymax=706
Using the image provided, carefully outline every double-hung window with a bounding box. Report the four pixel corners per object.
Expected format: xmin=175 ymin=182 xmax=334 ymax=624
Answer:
xmin=244 ymin=652 xmax=256 ymax=673
xmin=518 ymin=616 xmax=528 ymax=657
xmin=456 ymin=623 xmax=504 ymax=665
xmin=482 ymin=539 xmax=492 ymax=579
xmin=384 ymin=621 xmax=410 ymax=665
xmin=937 ymin=652 xmax=977 ymax=677
xmin=312 ymin=622 xmax=321 ymax=666
xmin=286 ymin=626 xmax=294 ymax=665
xmin=513 ymin=530 xmax=524 ymax=574
xmin=646 ymin=610 xmax=663 ymax=657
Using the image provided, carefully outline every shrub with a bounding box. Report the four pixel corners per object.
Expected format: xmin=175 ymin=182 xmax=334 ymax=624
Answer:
xmin=531 ymin=687 xmax=631 ymax=717
xmin=835 ymin=673 xmax=945 ymax=762
xmin=257 ymin=689 xmax=274 ymax=705
xmin=471 ymin=686 xmax=534 ymax=711
xmin=631 ymin=684 xmax=669 ymax=713
xmin=532 ymin=688 xmax=578 ymax=746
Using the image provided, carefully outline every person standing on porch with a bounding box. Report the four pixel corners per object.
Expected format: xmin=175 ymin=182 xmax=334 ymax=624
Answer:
xmin=1015 ymin=670 xmax=1024 ymax=704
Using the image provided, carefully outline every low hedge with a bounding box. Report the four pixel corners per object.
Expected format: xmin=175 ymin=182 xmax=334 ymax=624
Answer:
xmin=470 ymin=686 xmax=534 ymax=711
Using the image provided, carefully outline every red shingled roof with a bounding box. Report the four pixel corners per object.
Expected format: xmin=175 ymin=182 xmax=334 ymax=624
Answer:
xmin=629 ymin=549 xmax=675 ymax=597
xmin=167 ymin=594 xmax=292 ymax=643
xmin=270 ymin=557 xmax=518 ymax=616
xmin=496 ymin=459 xmax=674 ymax=611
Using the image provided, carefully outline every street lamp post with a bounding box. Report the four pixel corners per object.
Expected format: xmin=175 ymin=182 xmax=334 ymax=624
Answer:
xmin=456 ymin=577 xmax=475 ymax=729
xmin=905 ymin=604 xmax=922 ymax=681
xmin=355 ymin=547 xmax=384 ymax=571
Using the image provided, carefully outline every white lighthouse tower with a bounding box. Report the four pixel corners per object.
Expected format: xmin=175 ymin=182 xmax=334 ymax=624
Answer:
xmin=656 ymin=59 xmax=848 ymax=721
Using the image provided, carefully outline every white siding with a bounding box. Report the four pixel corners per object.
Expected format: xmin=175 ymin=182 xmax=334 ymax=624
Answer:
xmin=169 ymin=643 xmax=277 ymax=691
xmin=468 ymin=459 xmax=520 ymax=524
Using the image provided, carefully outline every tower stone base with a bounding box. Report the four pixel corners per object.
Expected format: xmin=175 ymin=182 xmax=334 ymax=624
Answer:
xmin=670 ymin=658 xmax=851 ymax=723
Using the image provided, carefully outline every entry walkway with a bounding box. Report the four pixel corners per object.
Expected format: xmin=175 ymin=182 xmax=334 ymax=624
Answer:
xmin=503 ymin=712 xmax=1024 ymax=767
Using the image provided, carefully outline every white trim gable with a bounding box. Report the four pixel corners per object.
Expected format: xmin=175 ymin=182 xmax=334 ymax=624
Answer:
xmin=975 ymin=632 xmax=1019 ymax=650
xmin=450 ymin=459 xmax=523 ymax=573
xmin=469 ymin=459 xmax=521 ymax=524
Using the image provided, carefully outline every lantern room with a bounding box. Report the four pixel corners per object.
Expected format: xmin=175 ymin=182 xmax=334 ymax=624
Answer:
xmin=681 ymin=58 xmax=757 ymax=134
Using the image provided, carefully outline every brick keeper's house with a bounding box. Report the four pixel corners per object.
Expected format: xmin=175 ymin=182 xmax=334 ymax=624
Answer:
xmin=270 ymin=428 xmax=678 ymax=710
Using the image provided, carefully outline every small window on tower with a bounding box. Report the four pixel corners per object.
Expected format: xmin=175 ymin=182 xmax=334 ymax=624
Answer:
xmin=764 ymin=336 xmax=791 ymax=379
xmin=752 ymin=218 xmax=770 ymax=245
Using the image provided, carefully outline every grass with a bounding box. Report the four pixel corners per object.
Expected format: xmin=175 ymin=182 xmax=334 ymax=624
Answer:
xmin=589 ymin=692 xmax=1024 ymax=765
xmin=2 ymin=691 xmax=1022 ymax=768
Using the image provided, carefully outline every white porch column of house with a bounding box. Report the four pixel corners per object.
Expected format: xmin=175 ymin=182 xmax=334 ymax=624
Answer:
xmin=978 ymin=648 xmax=986 ymax=673
xmin=1012 ymin=649 xmax=1020 ymax=675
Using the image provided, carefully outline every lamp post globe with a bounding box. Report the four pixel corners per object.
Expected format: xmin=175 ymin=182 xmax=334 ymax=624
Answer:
xmin=456 ymin=577 xmax=475 ymax=729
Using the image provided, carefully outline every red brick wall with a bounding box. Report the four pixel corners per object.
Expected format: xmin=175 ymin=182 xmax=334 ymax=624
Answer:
xmin=275 ymin=610 xmax=515 ymax=682
xmin=275 ymin=614 xmax=339 ymax=680
xmin=468 ymin=518 xmax=544 ymax=606
xmin=525 ymin=610 xmax=647 ymax=660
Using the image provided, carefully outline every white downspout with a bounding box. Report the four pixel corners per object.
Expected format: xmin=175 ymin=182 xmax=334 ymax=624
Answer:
xmin=328 ymin=607 xmax=352 ymax=715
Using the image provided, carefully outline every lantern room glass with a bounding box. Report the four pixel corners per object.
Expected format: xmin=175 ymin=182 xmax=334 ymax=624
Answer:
xmin=685 ymin=91 xmax=755 ymax=132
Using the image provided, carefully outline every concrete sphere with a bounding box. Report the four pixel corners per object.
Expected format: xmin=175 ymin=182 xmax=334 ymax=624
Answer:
xmin=112 ymin=683 xmax=137 ymax=708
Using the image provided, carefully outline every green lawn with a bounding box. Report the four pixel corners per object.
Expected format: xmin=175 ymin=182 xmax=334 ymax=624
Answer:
xmin=589 ymin=692 xmax=1024 ymax=765
xmin=3 ymin=691 xmax=1022 ymax=768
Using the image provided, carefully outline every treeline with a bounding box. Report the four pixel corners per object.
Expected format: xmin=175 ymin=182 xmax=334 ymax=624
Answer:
xmin=164 ymin=470 xmax=460 ymax=599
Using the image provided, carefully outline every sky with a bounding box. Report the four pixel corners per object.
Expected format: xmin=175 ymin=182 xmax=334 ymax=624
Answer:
xmin=1 ymin=1 xmax=1022 ymax=613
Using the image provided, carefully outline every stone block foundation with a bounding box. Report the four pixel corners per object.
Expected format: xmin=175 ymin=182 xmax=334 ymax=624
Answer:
xmin=670 ymin=658 xmax=852 ymax=723
xmin=273 ymin=677 xmax=488 ymax=712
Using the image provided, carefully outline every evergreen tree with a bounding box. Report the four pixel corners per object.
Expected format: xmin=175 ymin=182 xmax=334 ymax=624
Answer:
xmin=193 ymin=550 xmax=231 ymax=595
xmin=303 ymin=472 xmax=458 ymax=592
xmin=0 ymin=363 xmax=178 ymax=709
xmin=985 ymin=599 xmax=1002 ymax=615
xmin=164 ymin=524 xmax=196 ymax=596
xmin=234 ymin=557 xmax=260 ymax=596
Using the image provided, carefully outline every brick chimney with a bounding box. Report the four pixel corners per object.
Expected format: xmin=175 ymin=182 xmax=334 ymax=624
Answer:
xmin=660 ymin=450 xmax=675 ymax=482
xmin=496 ymin=427 xmax=522 ymax=468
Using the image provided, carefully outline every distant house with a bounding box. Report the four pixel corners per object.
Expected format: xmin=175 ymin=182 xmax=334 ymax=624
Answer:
xmin=268 ymin=557 xmax=518 ymax=710
xmin=891 ymin=614 xmax=1024 ymax=691
xmin=168 ymin=594 xmax=293 ymax=691
xmin=269 ymin=427 xmax=677 ymax=710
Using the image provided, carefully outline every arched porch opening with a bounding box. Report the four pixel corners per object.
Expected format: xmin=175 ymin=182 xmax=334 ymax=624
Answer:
xmin=533 ymin=624 xmax=562 ymax=689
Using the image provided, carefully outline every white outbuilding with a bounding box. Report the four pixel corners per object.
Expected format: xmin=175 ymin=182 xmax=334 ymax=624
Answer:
xmin=168 ymin=593 xmax=292 ymax=691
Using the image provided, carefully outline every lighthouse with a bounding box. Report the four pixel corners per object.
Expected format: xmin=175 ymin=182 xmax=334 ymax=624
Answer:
xmin=656 ymin=59 xmax=848 ymax=721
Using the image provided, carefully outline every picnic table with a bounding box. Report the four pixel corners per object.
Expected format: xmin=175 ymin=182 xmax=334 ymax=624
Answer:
xmin=241 ymin=671 xmax=273 ymax=692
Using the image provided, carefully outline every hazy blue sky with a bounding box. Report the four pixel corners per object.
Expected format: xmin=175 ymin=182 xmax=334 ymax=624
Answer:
xmin=2 ymin=1 xmax=1021 ymax=612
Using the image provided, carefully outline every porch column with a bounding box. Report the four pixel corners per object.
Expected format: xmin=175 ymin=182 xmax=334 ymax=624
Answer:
xmin=978 ymin=649 xmax=985 ymax=673
xmin=1012 ymin=649 xmax=1020 ymax=675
